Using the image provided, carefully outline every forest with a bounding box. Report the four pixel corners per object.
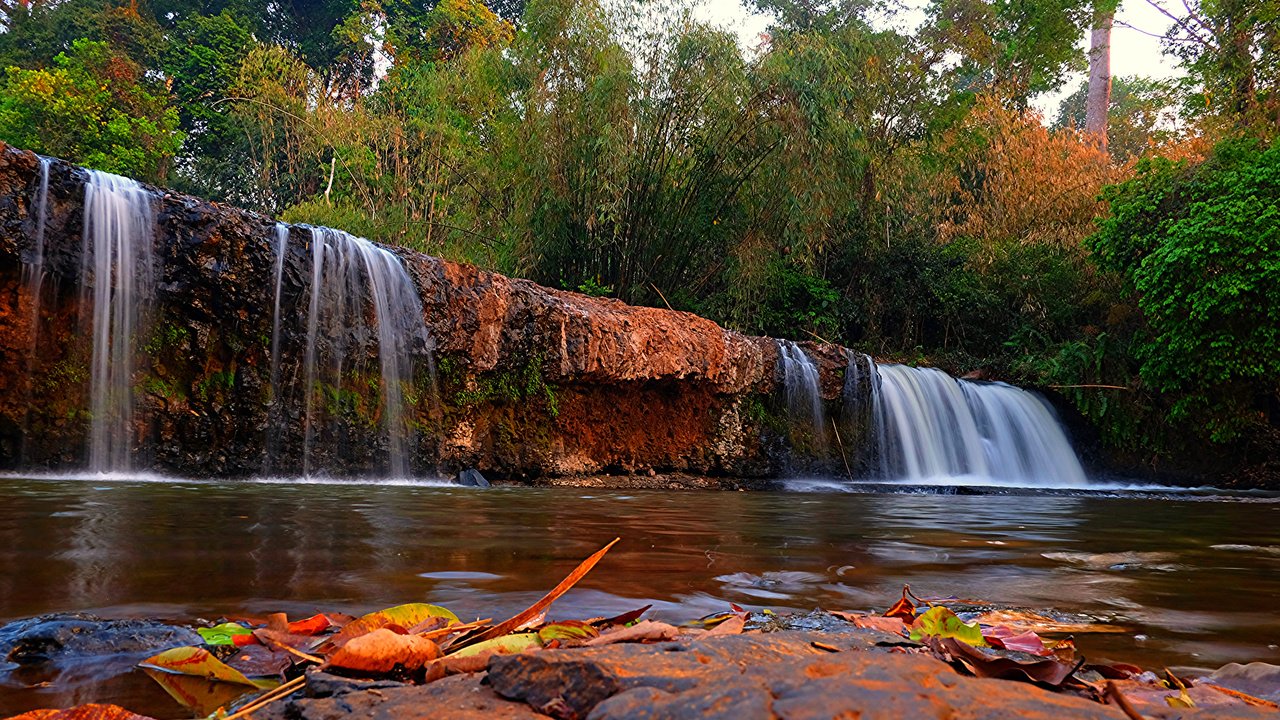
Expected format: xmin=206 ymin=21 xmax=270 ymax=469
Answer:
xmin=0 ymin=0 xmax=1276 ymax=478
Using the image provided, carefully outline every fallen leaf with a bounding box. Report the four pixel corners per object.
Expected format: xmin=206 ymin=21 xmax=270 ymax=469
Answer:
xmin=253 ymin=628 xmax=322 ymax=653
xmin=1165 ymin=669 xmax=1195 ymax=708
xmin=910 ymin=607 xmax=987 ymax=647
xmin=583 ymin=620 xmax=681 ymax=647
xmin=266 ymin=613 xmax=289 ymax=633
xmin=700 ymin=615 xmax=745 ymax=637
xmin=287 ymin=614 xmax=333 ymax=636
xmin=811 ymin=641 xmax=841 ymax=653
xmin=142 ymin=669 xmax=256 ymax=716
xmin=196 ymin=622 xmax=253 ymax=646
xmin=318 ymin=603 xmax=458 ymax=653
xmin=223 ymin=644 xmax=292 ymax=678
xmin=984 ymin=627 xmax=1051 ymax=656
xmin=3 ymin=705 xmax=156 ymax=720
xmin=537 ymin=621 xmax=600 ymax=645
xmin=139 ymin=647 xmax=275 ymax=689
xmin=885 ymin=586 xmax=916 ymax=621
xmin=928 ymin=637 xmax=1077 ymax=687
xmin=462 ymin=539 xmax=619 ymax=648
xmin=831 ymin=612 xmax=907 ymax=635
xmin=593 ymin=605 xmax=651 ymax=628
xmin=447 ymin=633 xmax=543 ymax=659
xmin=326 ymin=628 xmax=441 ymax=673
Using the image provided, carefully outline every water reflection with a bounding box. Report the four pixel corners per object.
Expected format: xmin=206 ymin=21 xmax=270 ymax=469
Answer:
xmin=0 ymin=478 xmax=1279 ymax=716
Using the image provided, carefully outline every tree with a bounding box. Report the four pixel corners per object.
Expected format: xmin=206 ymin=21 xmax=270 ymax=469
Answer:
xmin=1055 ymin=75 xmax=1179 ymax=159
xmin=926 ymin=0 xmax=1094 ymax=106
xmin=1147 ymin=0 xmax=1280 ymax=128
xmin=1084 ymin=0 xmax=1117 ymax=149
xmin=0 ymin=38 xmax=182 ymax=180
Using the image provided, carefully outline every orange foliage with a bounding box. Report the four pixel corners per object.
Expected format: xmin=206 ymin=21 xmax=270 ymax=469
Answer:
xmin=935 ymin=95 xmax=1126 ymax=264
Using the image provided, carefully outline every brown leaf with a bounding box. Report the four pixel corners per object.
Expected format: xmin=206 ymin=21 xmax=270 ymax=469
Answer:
xmin=592 ymin=605 xmax=651 ymax=628
xmin=223 ymin=644 xmax=292 ymax=678
xmin=929 ymin=637 xmax=1078 ymax=687
xmin=583 ymin=620 xmax=681 ymax=647
xmin=699 ymin=615 xmax=744 ymax=638
xmin=266 ymin=613 xmax=289 ymax=634
xmin=462 ymin=538 xmax=619 ymax=649
xmin=254 ymin=628 xmax=322 ymax=653
xmin=326 ymin=628 xmax=441 ymax=673
xmin=3 ymin=706 xmax=156 ymax=720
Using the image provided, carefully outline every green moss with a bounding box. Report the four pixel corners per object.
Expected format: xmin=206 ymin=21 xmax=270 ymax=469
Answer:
xmin=453 ymin=354 xmax=559 ymax=418
xmin=145 ymin=320 xmax=190 ymax=355
xmin=195 ymin=369 xmax=235 ymax=402
xmin=141 ymin=375 xmax=186 ymax=401
xmin=40 ymin=358 xmax=88 ymax=392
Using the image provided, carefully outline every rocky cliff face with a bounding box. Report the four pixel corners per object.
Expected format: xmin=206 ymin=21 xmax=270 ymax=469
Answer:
xmin=0 ymin=144 xmax=864 ymax=480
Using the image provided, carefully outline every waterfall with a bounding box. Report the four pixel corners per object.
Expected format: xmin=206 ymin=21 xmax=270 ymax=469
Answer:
xmin=872 ymin=363 xmax=1087 ymax=487
xmin=264 ymin=222 xmax=290 ymax=474
xmin=301 ymin=227 xmax=429 ymax=478
xmin=22 ymin=156 xmax=51 ymax=335
xmin=777 ymin=340 xmax=826 ymax=452
xmin=80 ymin=170 xmax=156 ymax=473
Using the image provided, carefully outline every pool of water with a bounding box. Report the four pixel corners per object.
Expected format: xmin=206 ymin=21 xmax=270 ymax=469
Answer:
xmin=1 ymin=476 xmax=1279 ymax=716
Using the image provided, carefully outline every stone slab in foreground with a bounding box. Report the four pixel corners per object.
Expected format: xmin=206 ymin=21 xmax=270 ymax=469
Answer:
xmin=257 ymin=631 xmax=1274 ymax=720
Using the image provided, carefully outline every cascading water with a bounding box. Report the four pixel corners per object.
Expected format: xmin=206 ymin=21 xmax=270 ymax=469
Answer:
xmin=264 ymin=222 xmax=291 ymax=473
xmin=301 ymin=226 xmax=430 ymax=478
xmin=80 ymin=170 xmax=156 ymax=473
xmin=777 ymin=340 xmax=826 ymax=452
xmin=22 ymin=156 xmax=51 ymax=332
xmin=871 ymin=362 xmax=1086 ymax=487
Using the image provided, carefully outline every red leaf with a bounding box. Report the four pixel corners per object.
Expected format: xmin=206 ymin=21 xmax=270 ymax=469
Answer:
xmin=884 ymin=586 xmax=916 ymax=621
xmin=287 ymin=614 xmax=333 ymax=636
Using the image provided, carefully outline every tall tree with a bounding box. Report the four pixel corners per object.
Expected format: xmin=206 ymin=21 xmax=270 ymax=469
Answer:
xmin=1084 ymin=1 xmax=1116 ymax=150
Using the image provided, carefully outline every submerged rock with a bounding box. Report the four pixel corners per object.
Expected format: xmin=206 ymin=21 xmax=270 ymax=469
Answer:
xmin=0 ymin=613 xmax=199 ymax=664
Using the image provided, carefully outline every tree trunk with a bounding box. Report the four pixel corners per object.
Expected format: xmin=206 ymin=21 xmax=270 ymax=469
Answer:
xmin=1084 ymin=9 xmax=1114 ymax=153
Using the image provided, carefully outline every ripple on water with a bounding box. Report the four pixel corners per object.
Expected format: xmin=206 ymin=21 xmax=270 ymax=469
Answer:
xmin=1042 ymin=551 xmax=1183 ymax=572
xmin=1210 ymin=544 xmax=1280 ymax=556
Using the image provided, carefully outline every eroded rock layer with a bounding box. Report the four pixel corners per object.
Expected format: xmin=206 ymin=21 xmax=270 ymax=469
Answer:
xmin=0 ymin=145 xmax=859 ymax=479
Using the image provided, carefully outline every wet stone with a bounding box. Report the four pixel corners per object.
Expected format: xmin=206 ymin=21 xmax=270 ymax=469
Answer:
xmin=0 ymin=614 xmax=200 ymax=663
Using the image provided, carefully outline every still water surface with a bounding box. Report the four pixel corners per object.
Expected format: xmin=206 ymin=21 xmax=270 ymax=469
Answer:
xmin=2 ymin=476 xmax=1279 ymax=715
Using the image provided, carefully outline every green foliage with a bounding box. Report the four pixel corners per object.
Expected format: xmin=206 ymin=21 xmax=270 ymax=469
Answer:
xmin=926 ymin=0 xmax=1092 ymax=102
xmin=752 ymin=261 xmax=844 ymax=341
xmin=1091 ymin=139 xmax=1280 ymax=442
xmin=0 ymin=39 xmax=182 ymax=181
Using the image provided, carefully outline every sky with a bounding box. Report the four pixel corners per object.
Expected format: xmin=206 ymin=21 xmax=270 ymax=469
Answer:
xmin=692 ymin=0 xmax=1186 ymax=120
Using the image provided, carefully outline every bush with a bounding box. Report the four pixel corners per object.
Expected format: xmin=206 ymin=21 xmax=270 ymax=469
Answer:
xmin=1090 ymin=139 xmax=1280 ymax=442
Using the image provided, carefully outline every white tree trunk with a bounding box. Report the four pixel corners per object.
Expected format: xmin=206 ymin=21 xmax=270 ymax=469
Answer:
xmin=1085 ymin=9 xmax=1114 ymax=152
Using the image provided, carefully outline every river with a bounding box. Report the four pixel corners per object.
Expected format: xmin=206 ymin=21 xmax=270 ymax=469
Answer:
xmin=1 ymin=476 xmax=1279 ymax=716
